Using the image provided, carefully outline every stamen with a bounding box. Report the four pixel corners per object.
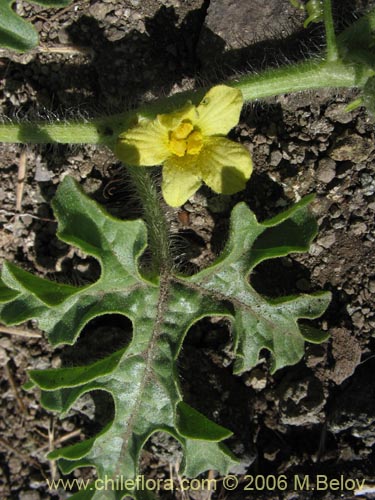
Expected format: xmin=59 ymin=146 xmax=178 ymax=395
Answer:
xmin=173 ymin=122 xmax=194 ymax=140
xmin=169 ymin=136 xmax=187 ymax=157
xmin=168 ymin=122 xmax=202 ymax=157
xmin=186 ymin=131 xmax=203 ymax=155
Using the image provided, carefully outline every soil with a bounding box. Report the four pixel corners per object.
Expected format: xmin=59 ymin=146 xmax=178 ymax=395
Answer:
xmin=0 ymin=1 xmax=375 ymax=499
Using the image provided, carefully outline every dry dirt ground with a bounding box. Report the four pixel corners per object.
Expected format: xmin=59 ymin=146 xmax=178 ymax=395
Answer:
xmin=0 ymin=0 xmax=375 ymax=499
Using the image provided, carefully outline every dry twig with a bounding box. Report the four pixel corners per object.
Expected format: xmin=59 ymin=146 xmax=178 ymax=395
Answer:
xmin=34 ymin=429 xmax=82 ymax=453
xmin=5 ymin=362 xmax=27 ymax=414
xmin=16 ymin=149 xmax=27 ymax=212
xmin=48 ymin=417 xmax=58 ymax=482
xmin=38 ymin=44 xmax=94 ymax=56
xmin=0 ymin=209 xmax=55 ymax=223
xmin=205 ymin=470 xmax=216 ymax=500
xmin=0 ymin=325 xmax=42 ymax=339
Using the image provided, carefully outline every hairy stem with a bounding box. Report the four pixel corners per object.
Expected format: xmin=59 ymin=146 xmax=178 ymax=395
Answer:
xmin=231 ymin=59 xmax=365 ymax=101
xmin=126 ymin=167 xmax=172 ymax=276
xmin=0 ymin=58 xmax=370 ymax=147
xmin=323 ymin=0 xmax=338 ymax=62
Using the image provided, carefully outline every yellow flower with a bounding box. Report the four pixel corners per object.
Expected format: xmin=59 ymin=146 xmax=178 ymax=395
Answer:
xmin=115 ymin=85 xmax=253 ymax=207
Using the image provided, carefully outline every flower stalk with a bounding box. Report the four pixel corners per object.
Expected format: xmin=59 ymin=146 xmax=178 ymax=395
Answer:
xmin=323 ymin=0 xmax=339 ymax=62
xmin=126 ymin=166 xmax=172 ymax=276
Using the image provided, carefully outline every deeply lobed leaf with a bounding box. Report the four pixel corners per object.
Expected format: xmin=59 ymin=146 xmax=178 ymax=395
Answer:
xmin=0 ymin=177 xmax=330 ymax=498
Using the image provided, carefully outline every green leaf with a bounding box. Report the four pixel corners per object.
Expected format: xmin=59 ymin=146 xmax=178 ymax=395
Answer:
xmin=336 ymin=7 xmax=375 ymax=90
xmin=362 ymin=76 xmax=375 ymax=117
xmin=0 ymin=177 xmax=330 ymax=499
xmin=0 ymin=277 xmax=19 ymax=302
xmin=176 ymin=402 xmax=232 ymax=441
xmin=0 ymin=0 xmax=72 ymax=52
xmin=187 ymin=197 xmax=331 ymax=373
xmin=29 ymin=347 xmax=128 ymax=389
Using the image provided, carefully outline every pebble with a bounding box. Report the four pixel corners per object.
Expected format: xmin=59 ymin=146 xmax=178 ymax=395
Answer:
xmin=369 ymin=280 xmax=375 ymax=294
xmin=9 ymin=457 xmax=22 ymax=474
xmin=197 ymin=0 xmax=304 ymax=66
xmin=360 ymin=173 xmax=375 ymax=196
xmin=309 ymin=118 xmax=334 ymax=135
xmin=19 ymin=491 xmax=40 ymax=500
xmin=309 ymin=243 xmax=323 ymax=256
xmin=325 ymin=103 xmax=353 ymax=124
xmin=316 ymin=158 xmax=336 ymax=183
xmin=269 ymin=150 xmax=283 ymax=166
xmin=244 ymin=368 xmax=267 ymax=391
xmin=352 ymin=222 xmax=367 ymax=236
xmin=0 ymin=337 xmax=12 ymax=351
xmin=317 ymin=232 xmax=336 ymax=249
xmin=88 ymin=3 xmax=114 ymax=21
xmin=329 ymin=134 xmax=374 ymax=163
xmin=84 ymin=177 xmax=102 ymax=194
xmin=34 ymin=164 xmax=53 ymax=182
xmin=0 ymin=347 xmax=10 ymax=364
xmin=351 ymin=311 xmax=365 ymax=329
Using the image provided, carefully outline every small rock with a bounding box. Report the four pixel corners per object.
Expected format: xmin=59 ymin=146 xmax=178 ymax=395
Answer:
xmin=317 ymin=232 xmax=336 ymax=249
xmin=71 ymin=393 xmax=96 ymax=420
xmin=329 ymin=134 xmax=374 ymax=163
xmin=278 ymin=375 xmax=325 ymax=425
xmin=330 ymin=328 xmax=361 ymax=385
xmin=352 ymin=222 xmax=367 ymax=236
xmin=309 ymin=243 xmax=323 ymax=256
xmin=368 ymin=280 xmax=375 ymax=294
xmin=0 ymin=337 xmax=13 ymax=351
xmin=360 ymin=173 xmax=375 ymax=196
xmin=197 ymin=0 xmax=304 ymax=66
xmin=325 ymin=103 xmax=353 ymax=124
xmin=309 ymin=118 xmax=334 ymax=135
xmin=0 ymin=346 xmax=10 ymax=364
xmin=19 ymin=492 xmax=41 ymax=500
xmin=352 ymin=310 xmax=365 ymax=329
xmin=329 ymin=203 xmax=341 ymax=218
xmin=88 ymin=3 xmax=113 ymax=20
xmin=316 ymin=158 xmax=336 ymax=183
xmin=9 ymin=457 xmax=22 ymax=474
xmin=244 ymin=368 xmax=267 ymax=391
xmin=83 ymin=178 xmax=102 ymax=194
xmin=34 ymin=164 xmax=53 ymax=182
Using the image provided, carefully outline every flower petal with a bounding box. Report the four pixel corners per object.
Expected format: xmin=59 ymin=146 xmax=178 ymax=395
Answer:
xmin=197 ymin=138 xmax=252 ymax=195
xmin=115 ymin=118 xmax=169 ymax=166
xmin=195 ymin=85 xmax=243 ymax=136
xmin=157 ymin=103 xmax=198 ymax=130
xmin=162 ymin=156 xmax=202 ymax=207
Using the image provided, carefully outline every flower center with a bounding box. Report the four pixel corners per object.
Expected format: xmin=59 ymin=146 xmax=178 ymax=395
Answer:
xmin=168 ymin=121 xmax=203 ymax=157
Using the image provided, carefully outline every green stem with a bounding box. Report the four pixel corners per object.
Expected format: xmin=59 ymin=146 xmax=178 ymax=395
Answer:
xmin=126 ymin=167 xmax=172 ymax=276
xmin=0 ymin=115 xmax=133 ymax=148
xmin=323 ymin=0 xmax=338 ymax=62
xmin=0 ymin=59 xmax=369 ymax=147
xmin=232 ymin=59 xmax=363 ymax=101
